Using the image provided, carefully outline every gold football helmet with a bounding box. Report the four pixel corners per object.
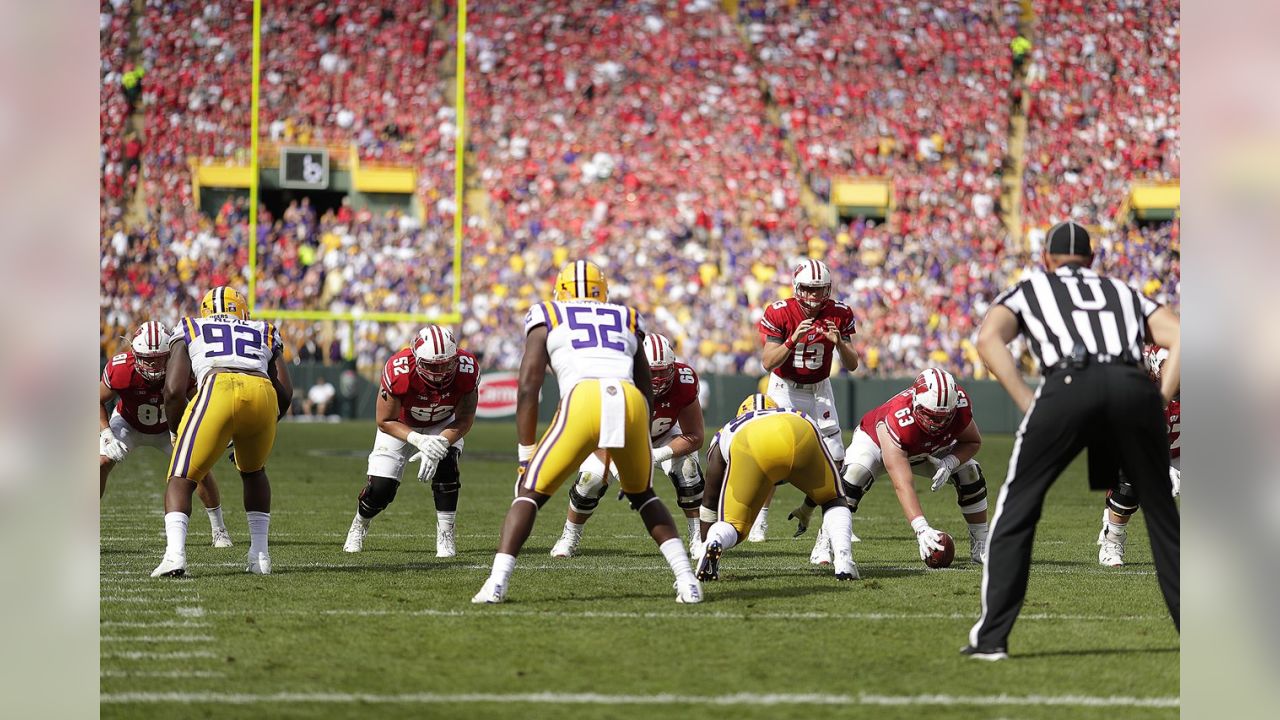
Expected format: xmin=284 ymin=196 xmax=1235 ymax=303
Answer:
xmin=553 ymin=260 xmax=609 ymax=302
xmin=200 ymin=286 xmax=251 ymax=320
xmin=736 ymin=393 xmax=779 ymax=417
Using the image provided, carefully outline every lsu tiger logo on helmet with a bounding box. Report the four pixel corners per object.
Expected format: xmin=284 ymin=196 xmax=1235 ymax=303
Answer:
xmin=412 ymin=325 xmax=460 ymax=387
xmin=736 ymin=393 xmax=778 ymax=417
xmin=200 ymin=286 xmax=250 ymax=320
xmin=131 ymin=320 xmax=171 ymax=382
xmin=554 ymin=260 xmax=609 ymax=302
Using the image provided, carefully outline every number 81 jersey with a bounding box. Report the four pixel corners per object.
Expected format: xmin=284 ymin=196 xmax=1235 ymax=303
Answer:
xmin=380 ymin=347 xmax=480 ymax=428
xmin=525 ymin=300 xmax=643 ymax=396
xmin=177 ymin=316 xmax=283 ymax=386
xmin=758 ymin=297 xmax=856 ymax=384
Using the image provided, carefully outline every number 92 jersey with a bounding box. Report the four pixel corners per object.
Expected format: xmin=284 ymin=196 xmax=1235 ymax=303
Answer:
xmin=524 ymin=300 xmax=644 ymax=396
xmin=758 ymin=297 xmax=856 ymax=384
xmin=379 ymin=347 xmax=480 ymax=428
xmin=176 ymin=316 xmax=283 ymax=386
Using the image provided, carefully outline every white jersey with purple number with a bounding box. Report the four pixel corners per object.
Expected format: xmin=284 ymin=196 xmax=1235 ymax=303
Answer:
xmin=523 ymin=300 xmax=644 ymax=397
xmin=175 ymin=316 xmax=283 ymax=386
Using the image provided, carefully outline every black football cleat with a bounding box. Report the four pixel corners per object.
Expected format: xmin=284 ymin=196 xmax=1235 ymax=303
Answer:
xmin=695 ymin=540 xmax=722 ymax=581
xmin=960 ymin=645 xmax=1008 ymax=661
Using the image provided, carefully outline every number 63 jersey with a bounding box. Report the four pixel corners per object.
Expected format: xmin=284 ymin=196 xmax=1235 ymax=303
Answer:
xmin=379 ymin=347 xmax=480 ymax=428
xmin=177 ymin=316 xmax=283 ymax=385
xmin=758 ymin=296 xmax=856 ymax=384
xmin=525 ymin=300 xmax=643 ymax=396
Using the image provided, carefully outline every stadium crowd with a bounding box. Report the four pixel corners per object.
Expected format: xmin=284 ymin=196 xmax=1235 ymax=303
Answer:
xmin=101 ymin=0 xmax=1179 ymax=381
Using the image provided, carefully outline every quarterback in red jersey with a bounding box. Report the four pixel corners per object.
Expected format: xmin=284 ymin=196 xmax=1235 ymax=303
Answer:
xmin=1097 ymin=347 xmax=1181 ymax=566
xmin=342 ymin=326 xmax=479 ymax=558
xmin=550 ymin=333 xmax=708 ymax=557
xmin=797 ymin=368 xmax=990 ymax=564
xmin=99 ymin=321 xmax=231 ymax=547
xmin=753 ymin=259 xmax=859 ymax=542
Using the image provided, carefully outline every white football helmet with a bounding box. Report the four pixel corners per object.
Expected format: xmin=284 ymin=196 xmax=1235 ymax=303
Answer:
xmin=793 ymin=259 xmax=833 ymax=315
xmin=911 ymin=368 xmax=959 ymax=434
xmin=644 ymin=333 xmax=678 ymax=397
xmin=412 ymin=325 xmax=459 ymax=387
xmin=131 ymin=321 xmax=171 ymax=382
xmin=1144 ymin=346 xmax=1170 ymax=381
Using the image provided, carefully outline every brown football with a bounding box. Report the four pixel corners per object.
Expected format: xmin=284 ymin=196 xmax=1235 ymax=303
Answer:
xmin=925 ymin=531 xmax=955 ymax=568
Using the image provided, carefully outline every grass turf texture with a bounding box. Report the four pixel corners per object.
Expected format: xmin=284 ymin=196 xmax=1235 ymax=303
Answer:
xmin=101 ymin=421 xmax=1178 ymax=719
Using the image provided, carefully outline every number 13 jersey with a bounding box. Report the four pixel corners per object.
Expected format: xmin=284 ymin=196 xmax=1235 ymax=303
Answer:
xmin=524 ymin=300 xmax=644 ymax=397
xmin=176 ymin=316 xmax=283 ymax=386
xmin=758 ymin=297 xmax=856 ymax=384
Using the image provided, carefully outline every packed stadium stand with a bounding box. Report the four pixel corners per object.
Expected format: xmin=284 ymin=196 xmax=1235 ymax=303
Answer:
xmin=100 ymin=0 xmax=1179 ymax=381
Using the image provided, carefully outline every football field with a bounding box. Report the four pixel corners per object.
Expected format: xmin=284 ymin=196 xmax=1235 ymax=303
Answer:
xmin=100 ymin=422 xmax=1179 ymax=719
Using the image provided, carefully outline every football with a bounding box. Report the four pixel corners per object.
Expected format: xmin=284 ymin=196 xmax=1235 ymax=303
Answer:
xmin=925 ymin=532 xmax=956 ymax=569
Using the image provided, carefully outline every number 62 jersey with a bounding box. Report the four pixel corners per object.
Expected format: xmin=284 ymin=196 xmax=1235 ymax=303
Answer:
xmin=758 ymin=296 xmax=856 ymax=384
xmin=380 ymin=347 xmax=480 ymax=429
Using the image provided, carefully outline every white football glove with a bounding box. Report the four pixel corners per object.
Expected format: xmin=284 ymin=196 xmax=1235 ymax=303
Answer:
xmin=411 ymin=451 xmax=440 ymax=484
xmin=651 ymin=445 xmax=675 ymax=466
xmin=1169 ymin=464 xmax=1180 ymax=498
xmin=406 ymin=432 xmax=450 ymax=463
xmin=928 ymin=454 xmax=960 ymax=492
xmin=99 ymin=428 xmax=127 ymax=462
xmin=911 ymin=516 xmax=945 ymax=561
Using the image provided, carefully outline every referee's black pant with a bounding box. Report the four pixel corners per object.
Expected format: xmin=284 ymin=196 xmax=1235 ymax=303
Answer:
xmin=969 ymin=364 xmax=1179 ymax=651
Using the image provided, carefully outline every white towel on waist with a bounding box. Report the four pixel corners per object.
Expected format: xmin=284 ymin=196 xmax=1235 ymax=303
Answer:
xmin=598 ymin=379 xmax=627 ymax=448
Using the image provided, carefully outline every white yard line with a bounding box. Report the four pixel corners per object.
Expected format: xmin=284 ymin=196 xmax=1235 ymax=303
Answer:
xmin=101 ymin=635 xmax=216 ymax=643
xmin=101 ymin=621 xmax=211 ymax=629
xmin=174 ymin=607 xmax=1157 ymax=622
xmin=102 ymin=651 xmax=219 ymax=660
xmin=101 ymin=670 xmax=227 ymax=679
xmin=98 ymin=691 xmax=1179 ymax=708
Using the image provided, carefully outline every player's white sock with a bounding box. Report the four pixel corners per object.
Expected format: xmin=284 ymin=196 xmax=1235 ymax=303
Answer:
xmin=489 ymin=552 xmax=517 ymax=584
xmin=685 ymin=517 xmax=700 ymax=542
xmin=659 ymin=537 xmax=696 ymax=583
xmin=821 ymin=504 xmax=854 ymax=550
xmin=564 ymin=520 xmax=584 ymax=534
xmin=206 ymin=505 xmax=226 ymax=531
xmin=968 ymin=521 xmax=989 ymax=540
xmin=164 ymin=512 xmax=189 ymax=557
xmin=353 ymin=511 xmax=371 ymax=528
xmin=437 ymin=511 xmax=456 ymax=529
xmin=706 ymin=521 xmax=740 ymax=552
xmin=246 ymin=511 xmax=270 ymax=556
xmin=1104 ymin=519 xmax=1128 ymax=541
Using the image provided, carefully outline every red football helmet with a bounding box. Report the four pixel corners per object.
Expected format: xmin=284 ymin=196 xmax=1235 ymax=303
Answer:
xmin=131 ymin=321 xmax=171 ymax=382
xmin=412 ymin=325 xmax=459 ymax=387
xmin=644 ymin=333 xmax=678 ymax=397
xmin=911 ymin=368 xmax=959 ymax=434
xmin=792 ymin=259 xmax=833 ymax=316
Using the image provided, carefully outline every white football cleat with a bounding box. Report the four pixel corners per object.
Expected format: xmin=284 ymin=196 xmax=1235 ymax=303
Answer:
xmin=471 ymin=578 xmax=507 ymax=604
xmin=833 ymin=551 xmax=859 ymax=581
xmin=211 ymin=527 xmax=233 ymax=549
xmin=150 ymin=553 xmax=186 ymax=578
xmin=969 ymin=532 xmax=987 ymax=564
xmin=674 ymin=578 xmax=703 ymax=604
xmin=343 ymin=518 xmax=367 ymax=553
xmin=809 ymin=526 xmax=832 ymax=566
xmin=436 ymin=524 xmax=456 ymax=558
xmin=687 ymin=535 xmax=704 ymax=561
xmin=549 ymin=529 xmax=581 ymax=558
xmin=247 ymin=551 xmax=272 ymax=575
xmin=747 ymin=513 xmax=768 ymax=543
xmin=1098 ymin=535 xmax=1126 ymax=567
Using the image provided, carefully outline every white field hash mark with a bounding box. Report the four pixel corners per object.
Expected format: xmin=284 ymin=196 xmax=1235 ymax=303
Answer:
xmin=99 ymin=691 xmax=1178 ymax=708
xmin=101 ymin=635 xmax=216 ymax=643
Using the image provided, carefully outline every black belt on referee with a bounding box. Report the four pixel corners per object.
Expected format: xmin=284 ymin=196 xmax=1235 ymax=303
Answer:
xmin=1046 ymin=345 xmax=1140 ymax=375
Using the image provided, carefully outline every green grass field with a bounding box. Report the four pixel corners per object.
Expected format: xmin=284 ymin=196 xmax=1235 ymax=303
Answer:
xmin=100 ymin=421 xmax=1178 ymax=719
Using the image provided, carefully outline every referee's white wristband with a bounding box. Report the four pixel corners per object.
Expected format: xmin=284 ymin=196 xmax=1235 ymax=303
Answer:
xmin=517 ymin=444 xmax=537 ymax=462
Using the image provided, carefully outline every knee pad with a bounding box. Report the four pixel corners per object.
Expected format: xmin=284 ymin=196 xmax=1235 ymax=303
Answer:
xmin=431 ymin=447 xmax=462 ymax=494
xmin=568 ymin=471 xmax=608 ymax=515
xmin=954 ymin=461 xmax=989 ymax=514
xmin=357 ymin=475 xmax=399 ymax=518
xmin=669 ymin=455 xmax=705 ymax=510
xmin=1106 ymin=480 xmax=1140 ymax=517
xmin=625 ymin=487 xmax=659 ymax=512
xmin=840 ymin=463 xmax=875 ymax=512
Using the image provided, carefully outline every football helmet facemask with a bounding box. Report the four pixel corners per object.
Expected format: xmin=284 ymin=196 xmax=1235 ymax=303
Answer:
xmin=911 ymin=368 xmax=959 ymax=434
xmin=131 ymin=321 xmax=171 ymax=382
xmin=413 ymin=325 xmax=460 ymax=387
xmin=200 ymin=286 xmax=250 ymax=320
xmin=792 ymin=259 xmax=833 ymax=316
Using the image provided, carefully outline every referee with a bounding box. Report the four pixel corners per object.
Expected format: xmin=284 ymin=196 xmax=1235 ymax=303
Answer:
xmin=964 ymin=221 xmax=1181 ymax=660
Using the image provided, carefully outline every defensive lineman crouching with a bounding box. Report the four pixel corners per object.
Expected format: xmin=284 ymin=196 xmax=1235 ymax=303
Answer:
xmin=343 ymin=326 xmax=479 ymax=558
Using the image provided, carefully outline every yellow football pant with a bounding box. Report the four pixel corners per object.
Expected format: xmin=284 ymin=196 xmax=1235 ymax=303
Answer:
xmin=523 ymin=380 xmax=652 ymax=496
xmin=719 ymin=413 xmax=842 ymax=536
xmin=169 ymin=373 xmax=278 ymax=481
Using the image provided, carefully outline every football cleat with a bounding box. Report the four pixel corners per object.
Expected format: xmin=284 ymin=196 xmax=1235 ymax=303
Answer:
xmin=435 ymin=524 xmax=456 ymax=558
xmin=960 ymin=645 xmax=1008 ymax=661
xmin=553 ymin=260 xmax=608 ymax=302
xmin=211 ymin=527 xmax=234 ymax=549
xmin=150 ymin=553 xmax=187 ymax=578
xmin=809 ymin=526 xmax=832 ymax=565
xmin=550 ymin=529 xmax=581 ymax=558
xmin=471 ymin=578 xmax=507 ymax=604
xmin=969 ymin=534 xmax=987 ymax=565
xmin=687 ymin=534 xmax=704 ymax=561
xmin=674 ymin=579 xmax=703 ymax=604
xmin=343 ymin=518 xmax=368 ymax=553
xmin=247 ymin=551 xmax=272 ymax=575
xmin=200 ymin=286 xmax=250 ymax=320
xmin=833 ymin=550 xmax=860 ymax=581
xmin=1098 ymin=536 xmax=1127 ymax=567
xmin=695 ymin=540 xmax=722 ymax=581
xmin=747 ymin=511 xmax=768 ymax=542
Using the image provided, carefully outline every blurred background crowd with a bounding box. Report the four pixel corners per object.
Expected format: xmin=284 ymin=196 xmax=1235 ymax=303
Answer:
xmin=100 ymin=0 xmax=1179 ymax=380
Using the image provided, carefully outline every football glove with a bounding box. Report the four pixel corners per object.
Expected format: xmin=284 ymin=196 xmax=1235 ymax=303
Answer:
xmin=911 ymin=516 xmax=945 ymax=561
xmin=99 ymin=428 xmax=127 ymax=462
xmin=787 ymin=501 xmax=815 ymax=537
xmin=651 ymin=445 xmax=675 ymax=466
xmin=1169 ymin=464 xmax=1180 ymax=498
xmin=927 ymin=454 xmax=960 ymax=492
xmin=410 ymin=451 xmax=439 ymax=484
xmin=407 ymin=432 xmax=450 ymax=463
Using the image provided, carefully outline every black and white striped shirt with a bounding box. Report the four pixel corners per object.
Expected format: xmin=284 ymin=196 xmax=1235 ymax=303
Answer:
xmin=993 ymin=265 xmax=1160 ymax=371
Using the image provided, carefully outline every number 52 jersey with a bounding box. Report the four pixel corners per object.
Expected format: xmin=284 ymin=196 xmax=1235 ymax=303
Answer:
xmin=524 ymin=300 xmax=643 ymax=396
xmin=177 ymin=316 xmax=283 ymax=385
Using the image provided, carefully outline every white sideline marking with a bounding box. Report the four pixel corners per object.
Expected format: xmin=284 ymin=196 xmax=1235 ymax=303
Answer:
xmin=99 ymin=691 xmax=1179 ymax=708
xmin=103 ymin=651 xmax=218 ymax=660
xmin=101 ymin=670 xmax=227 ymax=679
xmin=101 ymin=635 xmax=216 ymax=643
xmin=100 ymin=621 xmax=211 ymax=629
xmin=180 ymin=608 xmax=1157 ymax=622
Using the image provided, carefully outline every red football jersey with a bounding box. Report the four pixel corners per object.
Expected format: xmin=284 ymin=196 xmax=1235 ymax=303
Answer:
xmin=102 ymin=350 xmax=178 ymax=434
xmin=1166 ymin=399 xmax=1180 ymax=460
xmin=650 ymin=362 xmax=700 ymax=441
xmin=758 ymin=297 xmax=857 ymax=383
xmin=859 ymin=385 xmax=974 ymax=460
xmin=380 ymin=347 xmax=480 ymax=428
